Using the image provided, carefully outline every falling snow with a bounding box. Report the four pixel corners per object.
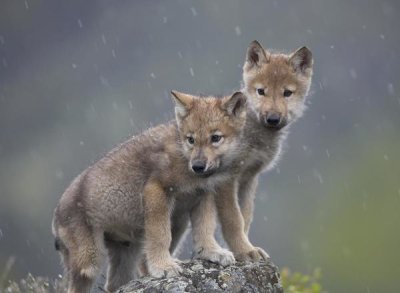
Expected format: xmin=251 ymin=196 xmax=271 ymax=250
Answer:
xmin=150 ymin=73 xmax=156 ymax=79
xmin=326 ymin=149 xmax=330 ymax=158
xmin=189 ymin=67 xmax=194 ymax=76
xmin=387 ymin=83 xmax=394 ymax=95
xmin=235 ymin=26 xmax=242 ymax=36
xmin=77 ymin=19 xmax=83 ymax=28
xmin=349 ymin=68 xmax=357 ymax=80
xmin=101 ymin=34 xmax=107 ymax=44
xmin=99 ymin=76 xmax=109 ymax=87
xmin=190 ymin=7 xmax=198 ymax=16
xmin=313 ymin=169 xmax=324 ymax=184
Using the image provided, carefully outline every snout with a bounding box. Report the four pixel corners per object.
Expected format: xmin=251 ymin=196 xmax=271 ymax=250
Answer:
xmin=266 ymin=112 xmax=281 ymax=126
xmin=190 ymin=160 xmax=216 ymax=177
xmin=262 ymin=112 xmax=287 ymax=129
xmin=191 ymin=161 xmax=206 ymax=174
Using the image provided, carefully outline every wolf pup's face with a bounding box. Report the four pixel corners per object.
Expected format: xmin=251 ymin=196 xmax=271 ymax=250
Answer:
xmin=172 ymin=91 xmax=247 ymax=176
xmin=243 ymin=40 xmax=313 ymax=130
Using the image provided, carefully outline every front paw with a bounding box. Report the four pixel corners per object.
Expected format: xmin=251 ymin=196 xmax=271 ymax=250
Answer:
xmin=194 ymin=247 xmax=235 ymax=266
xmin=148 ymin=258 xmax=183 ymax=278
xmin=235 ymin=247 xmax=270 ymax=262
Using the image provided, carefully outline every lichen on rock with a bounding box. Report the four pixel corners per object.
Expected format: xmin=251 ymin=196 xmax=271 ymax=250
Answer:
xmin=118 ymin=259 xmax=283 ymax=293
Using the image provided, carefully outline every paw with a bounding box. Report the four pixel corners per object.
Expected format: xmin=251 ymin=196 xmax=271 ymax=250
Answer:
xmin=235 ymin=247 xmax=270 ymax=262
xmin=195 ymin=247 xmax=235 ymax=266
xmin=148 ymin=258 xmax=183 ymax=278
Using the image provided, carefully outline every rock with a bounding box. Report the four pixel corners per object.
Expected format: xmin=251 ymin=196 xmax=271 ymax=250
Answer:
xmin=118 ymin=259 xmax=283 ymax=293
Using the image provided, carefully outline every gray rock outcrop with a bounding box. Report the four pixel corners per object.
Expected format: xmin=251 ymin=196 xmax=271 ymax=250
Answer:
xmin=118 ymin=259 xmax=283 ymax=293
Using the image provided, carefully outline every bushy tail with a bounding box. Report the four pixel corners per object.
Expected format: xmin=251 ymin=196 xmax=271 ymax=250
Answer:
xmin=54 ymin=236 xmax=62 ymax=251
xmin=52 ymin=208 xmax=66 ymax=253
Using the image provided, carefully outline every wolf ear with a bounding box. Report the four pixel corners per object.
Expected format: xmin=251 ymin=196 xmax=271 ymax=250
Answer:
xmin=171 ymin=90 xmax=193 ymax=118
xmin=289 ymin=46 xmax=313 ymax=74
xmin=245 ymin=40 xmax=269 ymax=68
xmin=222 ymin=92 xmax=247 ymax=117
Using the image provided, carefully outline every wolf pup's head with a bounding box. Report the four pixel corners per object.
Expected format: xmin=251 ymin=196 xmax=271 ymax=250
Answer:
xmin=243 ymin=40 xmax=313 ymax=130
xmin=172 ymin=91 xmax=247 ymax=177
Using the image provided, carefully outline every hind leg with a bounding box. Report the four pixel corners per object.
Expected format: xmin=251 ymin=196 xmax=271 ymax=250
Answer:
xmin=67 ymin=270 xmax=95 ymax=293
xmin=104 ymin=239 xmax=142 ymax=292
xmin=59 ymin=225 xmax=105 ymax=293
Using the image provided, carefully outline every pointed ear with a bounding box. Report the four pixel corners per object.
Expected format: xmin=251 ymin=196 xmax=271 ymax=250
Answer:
xmin=245 ymin=40 xmax=268 ymax=68
xmin=289 ymin=46 xmax=313 ymax=74
xmin=222 ymin=92 xmax=247 ymax=117
xmin=171 ymin=90 xmax=193 ymax=117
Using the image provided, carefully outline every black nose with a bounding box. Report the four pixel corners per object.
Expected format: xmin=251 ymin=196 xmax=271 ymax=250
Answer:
xmin=192 ymin=161 xmax=206 ymax=173
xmin=266 ymin=113 xmax=281 ymax=126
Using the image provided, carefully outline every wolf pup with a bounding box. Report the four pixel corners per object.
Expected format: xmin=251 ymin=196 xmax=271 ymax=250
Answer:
xmin=238 ymin=40 xmax=314 ymax=234
xmin=195 ymin=41 xmax=313 ymax=262
xmin=52 ymin=91 xmax=246 ymax=293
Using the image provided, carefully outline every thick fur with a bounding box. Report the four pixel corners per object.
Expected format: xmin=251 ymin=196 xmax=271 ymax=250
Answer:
xmin=194 ymin=41 xmax=314 ymax=261
xmin=237 ymin=41 xmax=313 ymax=236
xmin=52 ymin=92 xmax=246 ymax=293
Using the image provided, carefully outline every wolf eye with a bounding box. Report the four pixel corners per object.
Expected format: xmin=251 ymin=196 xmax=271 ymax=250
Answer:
xmin=186 ymin=136 xmax=195 ymax=145
xmin=283 ymin=89 xmax=293 ymax=97
xmin=257 ymin=88 xmax=265 ymax=96
xmin=211 ymin=134 xmax=222 ymax=143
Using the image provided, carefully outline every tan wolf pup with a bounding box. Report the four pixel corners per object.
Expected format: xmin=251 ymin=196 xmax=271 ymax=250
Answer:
xmin=194 ymin=41 xmax=314 ymax=262
xmin=52 ymin=91 xmax=247 ymax=293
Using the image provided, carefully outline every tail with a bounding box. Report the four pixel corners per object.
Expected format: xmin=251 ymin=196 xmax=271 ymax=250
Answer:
xmin=52 ymin=208 xmax=65 ymax=252
xmin=54 ymin=236 xmax=62 ymax=251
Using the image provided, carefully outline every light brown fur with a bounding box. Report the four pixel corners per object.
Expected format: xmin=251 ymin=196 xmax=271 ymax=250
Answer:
xmin=194 ymin=41 xmax=314 ymax=261
xmin=52 ymin=92 xmax=247 ymax=292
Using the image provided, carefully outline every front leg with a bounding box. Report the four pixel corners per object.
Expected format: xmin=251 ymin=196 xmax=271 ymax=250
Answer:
xmin=190 ymin=193 xmax=235 ymax=266
xmin=138 ymin=213 xmax=189 ymax=278
xmin=143 ymin=180 xmax=182 ymax=278
xmin=238 ymin=174 xmax=259 ymax=235
xmin=216 ymin=181 xmax=269 ymax=262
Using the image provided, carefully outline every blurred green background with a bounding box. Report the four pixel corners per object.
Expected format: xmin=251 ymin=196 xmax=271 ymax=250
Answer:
xmin=1 ymin=0 xmax=399 ymax=292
